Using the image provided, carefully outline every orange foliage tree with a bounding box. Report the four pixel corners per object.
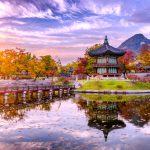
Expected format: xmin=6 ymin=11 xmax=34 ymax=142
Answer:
xmin=118 ymin=50 xmax=135 ymax=74
xmin=138 ymin=44 xmax=150 ymax=67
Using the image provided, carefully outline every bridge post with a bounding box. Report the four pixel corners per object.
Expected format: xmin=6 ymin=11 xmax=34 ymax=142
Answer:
xmin=22 ymin=91 xmax=27 ymax=98
xmin=22 ymin=91 xmax=27 ymax=103
xmin=14 ymin=93 xmax=19 ymax=103
xmin=49 ymin=89 xmax=53 ymax=99
xmin=42 ymin=90 xmax=46 ymax=98
xmin=87 ymin=100 xmax=90 ymax=106
xmin=37 ymin=90 xmax=41 ymax=100
xmin=67 ymin=88 xmax=70 ymax=95
xmin=29 ymin=92 xmax=33 ymax=99
xmin=4 ymin=93 xmax=9 ymax=105
xmin=59 ymin=88 xmax=63 ymax=98
xmin=53 ymin=89 xmax=56 ymax=96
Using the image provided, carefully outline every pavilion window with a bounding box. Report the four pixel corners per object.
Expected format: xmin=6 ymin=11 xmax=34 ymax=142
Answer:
xmin=108 ymin=57 xmax=117 ymax=64
xmin=97 ymin=68 xmax=107 ymax=74
xmin=97 ymin=57 xmax=106 ymax=64
xmin=108 ymin=68 xmax=117 ymax=73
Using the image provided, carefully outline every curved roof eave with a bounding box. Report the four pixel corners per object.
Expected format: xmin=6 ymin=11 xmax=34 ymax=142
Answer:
xmin=88 ymin=43 xmax=126 ymax=57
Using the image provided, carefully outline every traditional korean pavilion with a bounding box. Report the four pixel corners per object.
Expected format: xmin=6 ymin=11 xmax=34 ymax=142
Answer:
xmin=88 ymin=36 xmax=126 ymax=77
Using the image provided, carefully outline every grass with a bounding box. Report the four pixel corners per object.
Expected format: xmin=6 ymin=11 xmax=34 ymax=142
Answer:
xmin=78 ymin=80 xmax=150 ymax=90
xmin=78 ymin=79 xmax=87 ymax=82
xmin=80 ymin=93 xmax=150 ymax=102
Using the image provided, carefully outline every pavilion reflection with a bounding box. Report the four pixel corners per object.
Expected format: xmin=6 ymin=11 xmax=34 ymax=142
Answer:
xmin=75 ymin=94 xmax=150 ymax=141
xmin=87 ymin=101 xmax=126 ymax=141
xmin=75 ymin=97 xmax=126 ymax=141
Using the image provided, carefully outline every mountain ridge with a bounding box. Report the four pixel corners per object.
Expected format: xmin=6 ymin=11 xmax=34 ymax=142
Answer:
xmin=118 ymin=34 xmax=150 ymax=53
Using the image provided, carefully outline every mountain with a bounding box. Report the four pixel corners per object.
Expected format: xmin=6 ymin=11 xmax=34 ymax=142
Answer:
xmin=118 ymin=34 xmax=150 ymax=53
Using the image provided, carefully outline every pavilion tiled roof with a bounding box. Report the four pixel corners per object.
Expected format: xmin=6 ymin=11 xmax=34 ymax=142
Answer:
xmin=88 ymin=36 xmax=126 ymax=57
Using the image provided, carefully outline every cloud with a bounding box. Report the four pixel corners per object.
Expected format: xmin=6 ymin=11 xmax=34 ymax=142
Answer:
xmin=0 ymin=0 xmax=150 ymax=65
xmin=129 ymin=7 xmax=150 ymax=23
xmin=0 ymin=1 xmax=58 ymax=19
xmin=139 ymin=25 xmax=150 ymax=34
xmin=0 ymin=17 xmax=111 ymax=39
xmin=120 ymin=19 xmax=135 ymax=27
xmin=52 ymin=0 xmax=67 ymax=12
xmin=79 ymin=0 xmax=121 ymax=15
xmin=0 ymin=19 xmax=26 ymax=25
xmin=46 ymin=20 xmax=111 ymax=34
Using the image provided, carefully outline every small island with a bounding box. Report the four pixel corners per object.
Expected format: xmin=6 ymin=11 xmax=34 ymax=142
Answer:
xmin=73 ymin=36 xmax=150 ymax=94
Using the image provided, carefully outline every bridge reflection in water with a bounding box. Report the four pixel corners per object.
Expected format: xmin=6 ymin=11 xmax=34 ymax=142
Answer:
xmin=0 ymin=93 xmax=149 ymax=150
xmin=0 ymin=93 xmax=74 ymax=122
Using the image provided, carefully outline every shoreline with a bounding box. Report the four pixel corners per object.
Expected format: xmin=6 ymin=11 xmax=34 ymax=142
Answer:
xmin=72 ymin=90 xmax=150 ymax=94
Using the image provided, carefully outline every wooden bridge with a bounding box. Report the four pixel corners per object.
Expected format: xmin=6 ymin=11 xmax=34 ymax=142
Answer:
xmin=0 ymin=84 xmax=75 ymax=104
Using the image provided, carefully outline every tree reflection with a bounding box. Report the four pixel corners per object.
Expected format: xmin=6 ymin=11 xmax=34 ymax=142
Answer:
xmin=0 ymin=100 xmax=54 ymax=121
xmin=75 ymin=94 xmax=150 ymax=141
xmin=1 ymin=108 xmax=25 ymax=121
xmin=118 ymin=98 xmax=150 ymax=127
xmin=0 ymin=92 xmax=71 ymax=122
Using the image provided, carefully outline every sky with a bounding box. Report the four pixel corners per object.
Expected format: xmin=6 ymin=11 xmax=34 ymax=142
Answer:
xmin=0 ymin=0 xmax=150 ymax=65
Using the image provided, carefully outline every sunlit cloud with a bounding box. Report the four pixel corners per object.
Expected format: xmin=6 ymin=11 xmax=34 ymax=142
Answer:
xmin=81 ymin=1 xmax=121 ymax=15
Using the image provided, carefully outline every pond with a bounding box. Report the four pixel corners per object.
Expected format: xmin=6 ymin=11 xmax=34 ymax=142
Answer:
xmin=0 ymin=94 xmax=150 ymax=150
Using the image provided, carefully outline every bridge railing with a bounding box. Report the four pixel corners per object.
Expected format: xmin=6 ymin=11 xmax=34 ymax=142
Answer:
xmin=0 ymin=84 xmax=75 ymax=93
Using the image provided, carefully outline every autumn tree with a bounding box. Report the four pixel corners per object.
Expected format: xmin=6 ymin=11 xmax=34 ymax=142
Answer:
xmin=138 ymin=44 xmax=150 ymax=67
xmin=73 ymin=43 xmax=102 ymax=76
xmin=74 ymin=57 xmax=87 ymax=75
xmin=65 ymin=61 xmax=77 ymax=75
xmin=0 ymin=48 xmax=60 ymax=80
xmin=87 ymin=43 xmax=101 ymax=51
xmin=14 ymin=48 xmax=32 ymax=79
xmin=0 ymin=48 xmax=33 ymax=79
xmin=118 ymin=50 xmax=135 ymax=74
xmin=0 ymin=49 xmax=18 ymax=79
xmin=41 ymin=55 xmax=58 ymax=77
xmin=28 ymin=55 xmax=46 ymax=80
xmin=74 ymin=57 xmax=95 ymax=76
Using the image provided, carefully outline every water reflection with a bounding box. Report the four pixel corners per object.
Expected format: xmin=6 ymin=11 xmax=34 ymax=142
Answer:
xmin=118 ymin=100 xmax=150 ymax=127
xmin=83 ymin=101 xmax=126 ymax=141
xmin=0 ymin=94 xmax=149 ymax=150
xmin=0 ymin=94 xmax=69 ymax=122
xmin=76 ymin=94 xmax=150 ymax=128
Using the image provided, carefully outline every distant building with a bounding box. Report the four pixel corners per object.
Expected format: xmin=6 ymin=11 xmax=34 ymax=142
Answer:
xmin=88 ymin=36 xmax=126 ymax=77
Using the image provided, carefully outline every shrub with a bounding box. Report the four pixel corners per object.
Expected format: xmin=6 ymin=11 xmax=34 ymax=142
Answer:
xmin=98 ymin=83 xmax=102 ymax=88
xmin=57 ymin=77 xmax=69 ymax=85
xmin=140 ymin=77 xmax=150 ymax=82
xmin=107 ymin=81 xmax=114 ymax=85
xmin=63 ymin=78 xmax=69 ymax=85
xmin=127 ymin=75 xmax=141 ymax=81
xmin=19 ymin=76 xmax=32 ymax=79
xmin=116 ymin=85 xmax=123 ymax=89
xmin=127 ymin=74 xmax=150 ymax=83
xmin=117 ymin=95 xmax=123 ymax=100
